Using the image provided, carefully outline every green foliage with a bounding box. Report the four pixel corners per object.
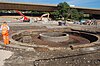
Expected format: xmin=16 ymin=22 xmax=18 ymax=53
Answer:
xmin=57 ymin=2 xmax=70 ymax=10
xmin=67 ymin=9 xmax=84 ymax=21
xmin=50 ymin=10 xmax=60 ymax=20
xmin=50 ymin=2 xmax=84 ymax=21
xmin=31 ymin=11 xmax=41 ymax=14
xmin=57 ymin=2 xmax=70 ymax=20
xmin=50 ymin=2 xmax=70 ymax=20
xmin=70 ymin=9 xmax=80 ymax=20
xmin=78 ymin=11 xmax=84 ymax=21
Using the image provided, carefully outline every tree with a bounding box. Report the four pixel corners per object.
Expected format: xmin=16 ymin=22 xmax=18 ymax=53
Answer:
xmin=50 ymin=2 xmax=84 ymax=21
xmin=57 ymin=2 xmax=70 ymax=20
xmin=70 ymin=9 xmax=84 ymax=21
xmin=79 ymin=11 xmax=84 ymax=21
xmin=70 ymin=9 xmax=80 ymax=20
xmin=50 ymin=2 xmax=70 ymax=20
xmin=50 ymin=10 xmax=60 ymax=20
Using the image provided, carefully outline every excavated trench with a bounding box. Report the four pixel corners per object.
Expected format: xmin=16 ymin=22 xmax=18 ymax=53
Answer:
xmin=11 ymin=29 xmax=99 ymax=50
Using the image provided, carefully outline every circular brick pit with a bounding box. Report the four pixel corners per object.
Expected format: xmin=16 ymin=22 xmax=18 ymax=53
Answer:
xmin=39 ymin=32 xmax=69 ymax=42
xmin=11 ymin=30 xmax=99 ymax=48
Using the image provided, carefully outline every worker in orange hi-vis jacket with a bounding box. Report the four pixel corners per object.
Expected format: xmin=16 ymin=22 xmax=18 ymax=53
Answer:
xmin=1 ymin=21 xmax=10 ymax=45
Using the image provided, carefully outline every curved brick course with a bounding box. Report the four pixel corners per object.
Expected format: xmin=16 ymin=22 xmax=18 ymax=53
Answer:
xmin=39 ymin=32 xmax=69 ymax=42
xmin=10 ymin=29 xmax=100 ymax=50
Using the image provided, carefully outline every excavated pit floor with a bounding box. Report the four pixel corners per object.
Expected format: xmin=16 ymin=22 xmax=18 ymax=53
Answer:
xmin=31 ymin=34 xmax=90 ymax=47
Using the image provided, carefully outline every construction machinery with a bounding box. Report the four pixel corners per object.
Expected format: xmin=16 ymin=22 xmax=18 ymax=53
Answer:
xmin=15 ymin=10 xmax=50 ymax=22
xmin=40 ymin=13 xmax=50 ymax=21
xmin=15 ymin=10 xmax=30 ymax=22
xmin=33 ymin=13 xmax=50 ymax=22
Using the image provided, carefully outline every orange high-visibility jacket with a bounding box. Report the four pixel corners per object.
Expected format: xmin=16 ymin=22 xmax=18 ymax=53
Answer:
xmin=1 ymin=24 xmax=9 ymax=35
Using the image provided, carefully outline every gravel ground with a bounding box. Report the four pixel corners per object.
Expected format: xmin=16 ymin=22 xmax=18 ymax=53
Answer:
xmin=0 ymin=50 xmax=13 ymax=66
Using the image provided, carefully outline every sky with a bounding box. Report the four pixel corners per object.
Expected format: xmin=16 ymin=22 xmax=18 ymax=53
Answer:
xmin=0 ymin=0 xmax=100 ymax=8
